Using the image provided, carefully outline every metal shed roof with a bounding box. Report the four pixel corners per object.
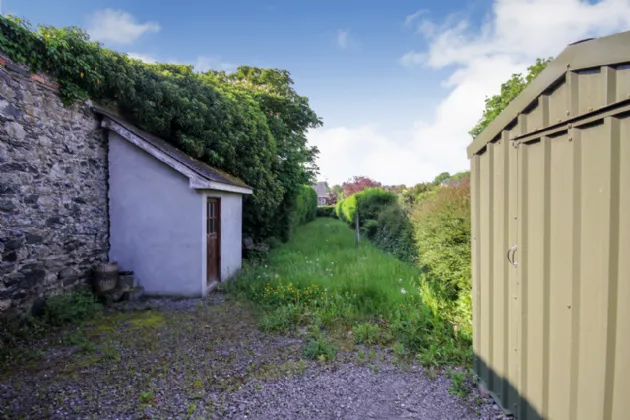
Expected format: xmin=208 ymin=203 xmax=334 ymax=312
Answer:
xmin=94 ymin=107 xmax=253 ymax=194
xmin=467 ymin=29 xmax=630 ymax=158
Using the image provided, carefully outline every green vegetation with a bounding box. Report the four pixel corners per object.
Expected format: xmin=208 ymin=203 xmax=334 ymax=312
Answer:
xmin=229 ymin=218 xmax=472 ymax=366
xmin=469 ymin=57 xmax=552 ymax=138
xmin=0 ymin=16 xmax=321 ymax=243
xmin=316 ymin=205 xmax=336 ymax=218
xmin=0 ymin=287 xmax=103 ymax=370
xmin=42 ymin=287 xmax=102 ymax=327
xmin=291 ymin=186 xmax=317 ymax=232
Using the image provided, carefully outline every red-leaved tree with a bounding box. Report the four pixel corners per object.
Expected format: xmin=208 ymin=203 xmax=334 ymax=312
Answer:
xmin=342 ymin=176 xmax=381 ymax=197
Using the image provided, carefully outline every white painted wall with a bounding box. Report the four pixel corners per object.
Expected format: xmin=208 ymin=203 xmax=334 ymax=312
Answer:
xmin=108 ymin=133 xmax=204 ymax=296
xmin=202 ymin=191 xmax=243 ymax=282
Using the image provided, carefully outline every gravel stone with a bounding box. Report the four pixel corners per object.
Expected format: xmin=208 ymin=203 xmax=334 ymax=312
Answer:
xmin=0 ymin=293 xmax=508 ymax=419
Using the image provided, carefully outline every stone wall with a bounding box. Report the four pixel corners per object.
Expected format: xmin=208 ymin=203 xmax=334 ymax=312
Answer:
xmin=0 ymin=59 xmax=109 ymax=315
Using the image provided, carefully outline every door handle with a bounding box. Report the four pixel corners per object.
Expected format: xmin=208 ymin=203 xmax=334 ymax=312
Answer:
xmin=507 ymin=245 xmax=518 ymax=267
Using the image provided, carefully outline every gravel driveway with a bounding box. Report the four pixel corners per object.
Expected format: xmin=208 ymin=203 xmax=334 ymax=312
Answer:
xmin=0 ymin=294 xmax=505 ymax=419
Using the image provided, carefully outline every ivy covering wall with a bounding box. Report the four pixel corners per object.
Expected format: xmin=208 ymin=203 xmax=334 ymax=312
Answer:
xmin=0 ymin=16 xmax=322 ymax=242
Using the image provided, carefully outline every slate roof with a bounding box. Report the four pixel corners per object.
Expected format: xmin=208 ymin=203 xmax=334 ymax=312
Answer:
xmin=314 ymin=182 xmax=328 ymax=198
xmin=93 ymin=108 xmax=252 ymax=190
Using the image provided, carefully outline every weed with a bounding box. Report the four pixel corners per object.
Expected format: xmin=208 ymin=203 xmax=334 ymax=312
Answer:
xmin=352 ymin=323 xmax=380 ymax=345
xmin=302 ymin=329 xmax=337 ymax=361
xmin=259 ymin=306 xmax=298 ymax=333
xmin=448 ymin=369 xmax=473 ymax=399
xmin=100 ymin=341 xmax=121 ymax=362
xmin=43 ymin=287 xmax=102 ymax=327
xmin=187 ymin=402 xmax=197 ymax=415
xmin=63 ymin=331 xmax=98 ymax=353
xmin=392 ymin=342 xmax=409 ymax=359
xmin=139 ymin=390 xmax=154 ymax=404
xmin=357 ymin=348 xmax=366 ymax=364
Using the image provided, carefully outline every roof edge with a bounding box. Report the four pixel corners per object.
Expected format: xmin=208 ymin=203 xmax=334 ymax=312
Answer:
xmin=101 ymin=118 xmax=253 ymax=195
xmin=467 ymin=29 xmax=630 ymax=158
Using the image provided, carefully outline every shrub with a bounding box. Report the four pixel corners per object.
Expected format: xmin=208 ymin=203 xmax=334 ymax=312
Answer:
xmin=335 ymin=199 xmax=345 ymax=221
xmin=316 ymin=205 xmax=336 ymax=218
xmin=290 ymin=185 xmax=317 ymax=230
xmin=341 ymin=188 xmax=397 ymax=228
xmin=411 ymin=178 xmax=471 ymax=300
xmin=372 ymin=204 xmax=417 ymax=263
xmin=362 ymin=219 xmax=380 ymax=239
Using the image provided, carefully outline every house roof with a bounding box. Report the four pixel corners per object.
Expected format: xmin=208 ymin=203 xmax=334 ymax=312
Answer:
xmin=313 ymin=182 xmax=328 ymax=198
xmin=467 ymin=29 xmax=630 ymax=158
xmin=94 ymin=108 xmax=253 ymax=195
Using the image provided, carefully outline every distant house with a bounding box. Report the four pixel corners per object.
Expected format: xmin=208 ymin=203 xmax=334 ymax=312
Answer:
xmin=313 ymin=182 xmax=329 ymax=206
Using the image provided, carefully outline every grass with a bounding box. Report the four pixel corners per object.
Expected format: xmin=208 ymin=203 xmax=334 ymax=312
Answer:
xmin=228 ymin=218 xmax=472 ymax=366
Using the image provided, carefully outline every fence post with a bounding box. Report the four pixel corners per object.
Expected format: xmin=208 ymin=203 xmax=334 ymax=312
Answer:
xmin=355 ymin=211 xmax=360 ymax=246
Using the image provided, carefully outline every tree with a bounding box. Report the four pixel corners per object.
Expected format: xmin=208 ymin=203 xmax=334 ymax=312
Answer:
xmin=342 ymin=176 xmax=381 ymax=197
xmin=329 ymin=184 xmax=344 ymax=205
xmin=469 ymin=57 xmax=552 ymax=139
xmin=432 ymin=172 xmax=451 ymax=185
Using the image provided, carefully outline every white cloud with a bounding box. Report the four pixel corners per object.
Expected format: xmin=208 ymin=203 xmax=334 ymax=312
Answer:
xmin=400 ymin=51 xmax=426 ymax=68
xmin=308 ymin=125 xmax=428 ymax=186
xmin=310 ymin=0 xmax=630 ymax=186
xmin=337 ymin=29 xmax=350 ymax=49
xmin=87 ymin=9 xmax=160 ymax=45
xmin=127 ymin=53 xmax=157 ymax=64
xmin=404 ymin=10 xmax=427 ymax=26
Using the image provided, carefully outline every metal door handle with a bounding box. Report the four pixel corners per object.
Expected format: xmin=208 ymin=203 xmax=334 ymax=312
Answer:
xmin=507 ymin=245 xmax=518 ymax=267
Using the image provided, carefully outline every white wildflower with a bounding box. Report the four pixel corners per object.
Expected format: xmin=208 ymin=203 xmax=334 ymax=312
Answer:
xmin=401 ymin=288 xmax=407 ymax=295
xmin=398 ymin=278 xmax=403 ymax=283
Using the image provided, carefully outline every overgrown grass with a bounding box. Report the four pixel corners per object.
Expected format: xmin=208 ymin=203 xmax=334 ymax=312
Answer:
xmin=228 ymin=218 xmax=472 ymax=366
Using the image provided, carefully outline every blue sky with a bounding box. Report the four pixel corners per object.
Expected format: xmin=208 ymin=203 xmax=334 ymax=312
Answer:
xmin=7 ymin=0 xmax=630 ymax=185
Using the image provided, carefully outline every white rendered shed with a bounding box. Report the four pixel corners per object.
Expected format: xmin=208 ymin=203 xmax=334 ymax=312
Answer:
xmin=96 ymin=109 xmax=253 ymax=297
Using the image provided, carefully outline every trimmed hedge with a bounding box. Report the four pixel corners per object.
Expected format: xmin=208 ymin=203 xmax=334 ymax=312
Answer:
xmin=339 ymin=188 xmax=397 ymax=227
xmin=292 ymin=185 xmax=317 ymax=228
xmin=372 ymin=204 xmax=417 ymax=263
xmin=316 ymin=205 xmax=336 ymax=218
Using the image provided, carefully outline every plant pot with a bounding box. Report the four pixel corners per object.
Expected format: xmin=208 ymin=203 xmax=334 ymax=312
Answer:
xmin=94 ymin=262 xmax=118 ymax=295
xmin=118 ymin=271 xmax=135 ymax=291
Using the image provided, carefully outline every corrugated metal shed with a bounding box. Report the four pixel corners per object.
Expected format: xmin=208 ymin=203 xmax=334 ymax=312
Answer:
xmin=468 ymin=30 xmax=630 ymax=420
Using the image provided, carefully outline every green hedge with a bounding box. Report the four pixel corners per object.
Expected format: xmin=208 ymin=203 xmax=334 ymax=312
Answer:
xmin=292 ymin=185 xmax=317 ymax=228
xmin=339 ymin=188 xmax=397 ymax=227
xmin=335 ymin=199 xmax=345 ymax=221
xmin=372 ymin=204 xmax=417 ymax=263
xmin=316 ymin=205 xmax=336 ymax=218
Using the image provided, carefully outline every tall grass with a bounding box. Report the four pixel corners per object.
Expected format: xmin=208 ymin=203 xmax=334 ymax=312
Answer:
xmin=228 ymin=218 xmax=472 ymax=366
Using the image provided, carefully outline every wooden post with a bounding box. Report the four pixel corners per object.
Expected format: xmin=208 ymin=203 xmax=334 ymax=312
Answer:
xmin=355 ymin=211 xmax=360 ymax=246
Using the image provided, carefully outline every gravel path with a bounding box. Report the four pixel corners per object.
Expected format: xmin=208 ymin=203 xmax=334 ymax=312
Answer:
xmin=0 ymin=294 xmax=506 ymax=419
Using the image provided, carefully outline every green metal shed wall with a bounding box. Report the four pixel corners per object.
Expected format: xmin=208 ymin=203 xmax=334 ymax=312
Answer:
xmin=470 ymin=31 xmax=630 ymax=420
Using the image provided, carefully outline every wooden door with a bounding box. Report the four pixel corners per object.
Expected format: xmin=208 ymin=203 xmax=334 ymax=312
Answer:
xmin=206 ymin=198 xmax=221 ymax=284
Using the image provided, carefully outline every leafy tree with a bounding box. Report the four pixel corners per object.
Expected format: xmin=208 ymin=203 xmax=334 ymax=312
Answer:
xmin=469 ymin=57 xmax=552 ymax=139
xmin=432 ymin=172 xmax=451 ymax=185
xmin=342 ymin=176 xmax=381 ymax=197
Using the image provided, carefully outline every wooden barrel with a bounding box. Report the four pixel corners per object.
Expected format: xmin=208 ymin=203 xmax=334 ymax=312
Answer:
xmin=94 ymin=262 xmax=118 ymax=294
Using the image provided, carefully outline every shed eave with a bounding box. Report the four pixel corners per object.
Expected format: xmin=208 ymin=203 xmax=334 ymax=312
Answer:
xmin=189 ymin=178 xmax=253 ymax=195
xmin=467 ymin=29 xmax=630 ymax=158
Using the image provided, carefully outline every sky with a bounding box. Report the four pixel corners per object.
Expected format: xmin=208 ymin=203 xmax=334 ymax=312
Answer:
xmin=6 ymin=0 xmax=630 ymax=186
